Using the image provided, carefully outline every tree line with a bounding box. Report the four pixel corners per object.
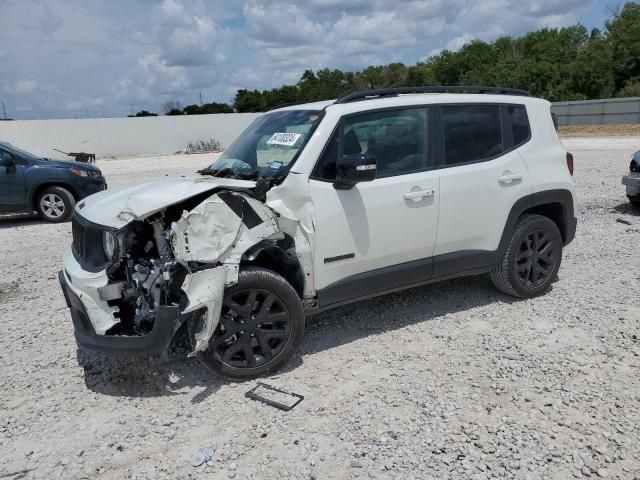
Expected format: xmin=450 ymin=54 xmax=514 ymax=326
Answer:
xmin=233 ymin=2 xmax=640 ymax=112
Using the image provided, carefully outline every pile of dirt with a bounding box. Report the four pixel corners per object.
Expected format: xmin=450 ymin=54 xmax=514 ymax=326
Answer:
xmin=559 ymin=124 xmax=640 ymax=137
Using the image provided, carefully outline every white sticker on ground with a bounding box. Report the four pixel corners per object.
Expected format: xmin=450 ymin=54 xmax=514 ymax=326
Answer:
xmin=267 ymin=132 xmax=302 ymax=146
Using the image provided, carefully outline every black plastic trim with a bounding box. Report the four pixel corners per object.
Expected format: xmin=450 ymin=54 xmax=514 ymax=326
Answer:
xmin=59 ymin=270 xmax=179 ymax=354
xmin=498 ymin=189 xmax=576 ymax=251
xmin=324 ymin=253 xmax=355 ymax=264
xmin=335 ymin=86 xmax=531 ymax=104
xmin=318 ymin=257 xmax=434 ymax=307
xmin=218 ymin=191 xmax=263 ymax=228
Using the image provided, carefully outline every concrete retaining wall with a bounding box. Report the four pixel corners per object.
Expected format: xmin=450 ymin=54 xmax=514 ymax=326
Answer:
xmin=0 ymin=113 xmax=262 ymax=158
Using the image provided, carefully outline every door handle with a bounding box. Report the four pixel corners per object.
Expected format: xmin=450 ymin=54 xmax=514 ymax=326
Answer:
xmin=403 ymin=189 xmax=435 ymax=201
xmin=497 ymin=172 xmax=523 ymax=184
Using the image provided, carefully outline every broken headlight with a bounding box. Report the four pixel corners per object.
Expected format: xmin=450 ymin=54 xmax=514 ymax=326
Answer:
xmin=102 ymin=231 xmax=118 ymax=261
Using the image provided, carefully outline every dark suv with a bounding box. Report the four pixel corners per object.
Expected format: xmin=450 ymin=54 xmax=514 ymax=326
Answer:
xmin=0 ymin=141 xmax=106 ymax=222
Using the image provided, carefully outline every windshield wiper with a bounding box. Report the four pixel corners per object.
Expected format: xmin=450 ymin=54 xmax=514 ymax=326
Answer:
xmin=197 ymin=167 xmax=260 ymax=180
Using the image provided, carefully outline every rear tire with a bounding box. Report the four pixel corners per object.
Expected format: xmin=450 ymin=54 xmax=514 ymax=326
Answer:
xmin=628 ymin=194 xmax=640 ymax=206
xmin=187 ymin=267 xmax=305 ymax=380
xmin=490 ymin=214 xmax=563 ymax=298
xmin=36 ymin=186 xmax=75 ymax=222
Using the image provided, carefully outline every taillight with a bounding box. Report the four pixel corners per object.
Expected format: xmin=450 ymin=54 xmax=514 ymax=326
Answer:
xmin=566 ymin=152 xmax=574 ymax=176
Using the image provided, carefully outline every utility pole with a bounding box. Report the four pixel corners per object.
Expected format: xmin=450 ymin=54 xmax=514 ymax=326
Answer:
xmin=130 ymin=103 xmax=134 ymax=116
xmin=1 ymin=101 xmax=7 ymax=120
xmin=199 ymin=92 xmax=203 ymax=106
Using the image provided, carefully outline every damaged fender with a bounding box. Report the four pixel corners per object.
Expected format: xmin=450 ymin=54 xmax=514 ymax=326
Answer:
xmin=172 ymin=191 xmax=284 ymax=351
xmin=181 ymin=266 xmax=227 ymax=352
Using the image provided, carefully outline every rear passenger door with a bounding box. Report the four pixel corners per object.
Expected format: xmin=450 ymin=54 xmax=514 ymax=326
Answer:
xmin=433 ymin=104 xmax=532 ymax=272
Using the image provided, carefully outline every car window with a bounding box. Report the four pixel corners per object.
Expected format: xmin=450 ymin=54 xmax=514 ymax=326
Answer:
xmin=0 ymin=149 xmax=14 ymax=167
xmin=507 ymin=105 xmax=531 ymax=146
xmin=441 ymin=105 xmax=504 ymax=166
xmin=313 ymin=108 xmax=428 ymax=180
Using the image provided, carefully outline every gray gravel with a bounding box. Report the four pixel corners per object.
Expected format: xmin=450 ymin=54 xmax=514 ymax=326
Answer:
xmin=1 ymin=139 xmax=639 ymax=480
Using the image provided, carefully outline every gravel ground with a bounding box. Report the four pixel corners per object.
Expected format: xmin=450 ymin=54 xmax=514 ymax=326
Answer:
xmin=1 ymin=139 xmax=639 ymax=480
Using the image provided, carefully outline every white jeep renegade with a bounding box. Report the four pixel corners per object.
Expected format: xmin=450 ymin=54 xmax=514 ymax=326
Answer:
xmin=59 ymin=86 xmax=577 ymax=379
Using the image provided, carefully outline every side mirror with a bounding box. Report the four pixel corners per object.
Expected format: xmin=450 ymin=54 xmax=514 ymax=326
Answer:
xmin=334 ymin=154 xmax=377 ymax=190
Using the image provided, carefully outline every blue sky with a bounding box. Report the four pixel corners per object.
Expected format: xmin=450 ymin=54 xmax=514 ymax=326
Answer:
xmin=0 ymin=0 xmax=613 ymax=119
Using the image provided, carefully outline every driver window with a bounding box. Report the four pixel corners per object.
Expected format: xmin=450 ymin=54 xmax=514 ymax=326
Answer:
xmin=0 ymin=150 xmax=14 ymax=167
xmin=313 ymin=107 xmax=428 ymax=180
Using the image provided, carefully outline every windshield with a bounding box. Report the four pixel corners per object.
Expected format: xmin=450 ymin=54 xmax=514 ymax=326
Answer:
xmin=5 ymin=143 xmax=41 ymax=161
xmin=199 ymin=109 xmax=322 ymax=180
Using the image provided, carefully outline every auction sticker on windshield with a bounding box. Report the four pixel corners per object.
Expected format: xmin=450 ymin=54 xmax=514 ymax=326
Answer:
xmin=267 ymin=132 xmax=302 ymax=147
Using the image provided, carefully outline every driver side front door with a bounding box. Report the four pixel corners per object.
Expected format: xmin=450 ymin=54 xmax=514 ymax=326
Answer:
xmin=0 ymin=150 xmax=27 ymax=212
xmin=309 ymin=107 xmax=440 ymax=308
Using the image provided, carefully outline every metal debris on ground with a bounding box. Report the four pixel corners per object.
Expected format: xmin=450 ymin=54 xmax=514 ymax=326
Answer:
xmin=245 ymin=383 xmax=304 ymax=411
xmin=616 ymin=217 xmax=632 ymax=225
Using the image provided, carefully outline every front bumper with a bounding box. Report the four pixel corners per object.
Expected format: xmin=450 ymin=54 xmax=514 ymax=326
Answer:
xmin=77 ymin=177 xmax=107 ymax=200
xmin=622 ymin=172 xmax=640 ymax=197
xmin=58 ymin=248 xmax=178 ymax=354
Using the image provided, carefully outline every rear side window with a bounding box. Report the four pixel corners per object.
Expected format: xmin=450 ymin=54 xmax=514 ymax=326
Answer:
xmin=441 ymin=105 xmax=503 ymax=166
xmin=507 ymin=105 xmax=531 ymax=146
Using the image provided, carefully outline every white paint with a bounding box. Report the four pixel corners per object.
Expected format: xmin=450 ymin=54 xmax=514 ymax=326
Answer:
xmin=0 ymin=113 xmax=261 ymax=158
xmin=77 ymin=175 xmax=256 ymax=228
xmin=171 ymin=194 xmax=244 ymax=263
xmin=181 ymin=266 xmax=227 ymax=352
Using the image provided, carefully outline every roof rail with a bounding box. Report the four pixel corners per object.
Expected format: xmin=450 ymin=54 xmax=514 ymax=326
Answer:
xmin=334 ymin=86 xmax=531 ymax=104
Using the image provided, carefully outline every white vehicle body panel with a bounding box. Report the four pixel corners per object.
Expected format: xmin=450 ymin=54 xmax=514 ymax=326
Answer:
xmin=77 ymin=176 xmax=256 ymax=228
xmin=309 ymin=171 xmax=439 ymax=290
xmin=435 ymin=149 xmax=531 ymax=255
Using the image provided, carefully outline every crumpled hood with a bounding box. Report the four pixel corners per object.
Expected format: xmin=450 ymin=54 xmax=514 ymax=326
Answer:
xmin=76 ymin=175 xmax=256 ymax=228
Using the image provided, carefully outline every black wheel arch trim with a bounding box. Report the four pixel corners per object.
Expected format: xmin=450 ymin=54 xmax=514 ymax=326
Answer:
xmin=498 ymin=189 xmax=576 ymax=253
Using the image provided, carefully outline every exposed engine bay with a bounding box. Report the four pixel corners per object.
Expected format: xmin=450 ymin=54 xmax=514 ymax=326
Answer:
xmin=87 ymin=187 xmax=301 ymax=352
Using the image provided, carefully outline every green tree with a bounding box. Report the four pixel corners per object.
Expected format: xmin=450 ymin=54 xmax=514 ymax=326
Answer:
xmin=606 ymin=2 xmax=640 ymax=89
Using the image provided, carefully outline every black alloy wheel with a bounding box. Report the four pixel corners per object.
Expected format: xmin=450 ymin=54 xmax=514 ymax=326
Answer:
xmin=515 ymin=229 xmax=560 ymax=289
xmin=490 ymin=214 xmax=563 ymax=298
xmin=212 ymin=288 xmax=291 ymax=368
xmin=188 ymin=267 xmax=305 ymax=379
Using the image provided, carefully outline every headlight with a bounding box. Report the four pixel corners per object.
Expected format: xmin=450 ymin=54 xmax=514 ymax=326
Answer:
xmin=69 ymin=168 xmax=89 ymax=177
xmin=103 ymin=231 xmax=117 ymax=260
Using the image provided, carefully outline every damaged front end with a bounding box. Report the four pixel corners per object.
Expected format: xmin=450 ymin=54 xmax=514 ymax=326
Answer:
xmin=60 ymin=188 xmax=284 ymax=355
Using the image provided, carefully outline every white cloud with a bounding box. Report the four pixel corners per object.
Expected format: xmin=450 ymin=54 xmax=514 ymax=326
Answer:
xmin=0 ymin=0 xmax=598 ymax=119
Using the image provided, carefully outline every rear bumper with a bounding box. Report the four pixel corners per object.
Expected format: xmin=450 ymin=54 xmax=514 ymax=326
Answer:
xmin=622 ymin=172 xmax=640 ymax=197
xmin=58 ymin=269 xmax=178 ymax=354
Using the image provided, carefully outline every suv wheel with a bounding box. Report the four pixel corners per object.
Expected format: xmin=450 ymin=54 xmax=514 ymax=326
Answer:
xmin=490 ymin=214 xmax=563 ymax=298
xmin=37 ymin=186 xmax=75 ymax=222
xmin=187 ymin=267 xmax=305 ymax=380
xmin=628 ymin=194 xmax=640 ymax=206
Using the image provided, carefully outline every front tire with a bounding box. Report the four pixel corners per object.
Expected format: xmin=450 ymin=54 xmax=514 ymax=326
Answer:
xmin=490 ymin=214 xmax=563 ymax=298
xmin=36 ymin=186 xmax=75 ymax=222
xmin=188 ymin=267 xmax=305 ymax=380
